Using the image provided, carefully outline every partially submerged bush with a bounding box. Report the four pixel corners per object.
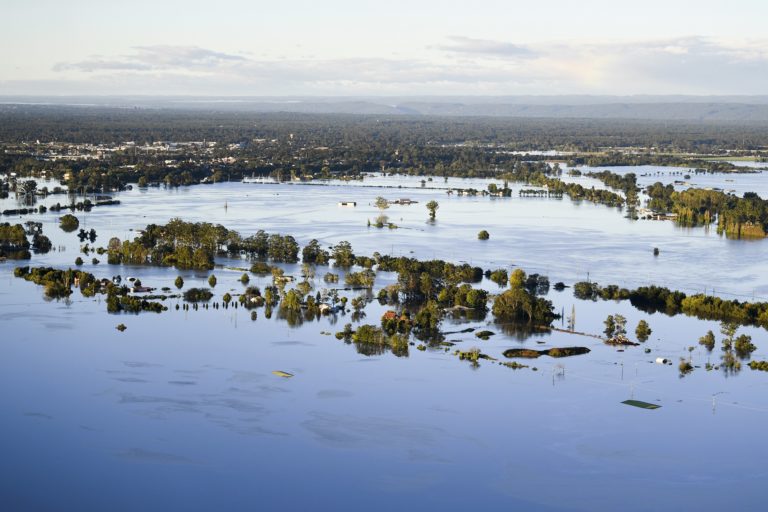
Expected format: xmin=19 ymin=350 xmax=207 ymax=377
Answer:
xmin=250 ymin=261 xmax=273 ymax=274
xmin=183 ymin=287 xmax=213 ymax=302
xmin=59 ymin=214 xmax=80 ymax=232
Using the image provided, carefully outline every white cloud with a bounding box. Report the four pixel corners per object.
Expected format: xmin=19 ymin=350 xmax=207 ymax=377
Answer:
xmin=54 ymin=46 xmax=247 ymax=74
xmin=437 ymin=36 xmax=535 ymax=58
xmin=597 ymin=37 xmax=768 ymax=94
xmin=30 ymin=37 xmax=768 ymax=96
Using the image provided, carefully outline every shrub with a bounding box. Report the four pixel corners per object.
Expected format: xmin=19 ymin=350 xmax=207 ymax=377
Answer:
xmin=183 ymin=288 xmax=213 ymax=302
xmin=698 ymin=330 xmax=715 ymax=351
xmin=59 ymin=214 xmax=79 ymax=232
xmin=635 ymin=320 xmax=652 ymax=342
xmin=250 ymin=261 xmax=273 ymax=274
xmin=734 ymin=334 xmax=756 ymax=358
xmin=488 ymin=269 xmax=508 ymax=287
xmin=679 ymin=359 xmax=694 ymax=375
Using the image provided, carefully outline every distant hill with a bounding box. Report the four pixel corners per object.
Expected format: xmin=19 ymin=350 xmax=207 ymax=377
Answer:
xmin=3 ymin=95 xmax=768 ymax=121
xmin=393 ymin=101 xmax=768 ymax=121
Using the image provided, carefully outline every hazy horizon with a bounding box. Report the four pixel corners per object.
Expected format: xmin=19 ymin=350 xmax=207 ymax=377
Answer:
xmin=5 ymin=94 xmax=768 ymax=122
xmin=3 ymin=0 xmax=768 ymax=97
xmin=4 ymin=94 xmax=768 ymax=101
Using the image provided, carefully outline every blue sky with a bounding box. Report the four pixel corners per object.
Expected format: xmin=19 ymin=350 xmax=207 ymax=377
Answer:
xmin=2 ymin=0 xmax=767 ymax=95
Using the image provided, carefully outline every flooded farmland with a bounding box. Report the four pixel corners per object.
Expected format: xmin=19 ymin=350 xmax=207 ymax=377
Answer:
xmin=1 ymin=173 xmax=767 ymax=512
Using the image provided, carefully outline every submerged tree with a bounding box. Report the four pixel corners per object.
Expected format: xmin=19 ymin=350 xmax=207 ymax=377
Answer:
xmin=635 ymin=320 xmax=652 ymax=342
xmin=412 ymin=301 xmax=442 ymax=341
xmin=699 ymin=330 xmax=716 ymax=351
xmin=302 ymin=239 xmax=330 ymax=265
xmin=613 ymin=314 xmax=627 ymax=336
xmin=604 ymin=314 xmax=626 ymax=338
xmin=331 ymin=241 xmax=355 ymax=267
xmin=604 ymin=315 xmax=616 ymax=338
xmin=59 ymin=214 xmax=79 ymax=233
xmin=734 ymin=334 xmax=757 ymax=359
xmin=718 ymin=321 xmax=753 ymax=375
xmin=492 ymin=287 xmax=556 ymax=325
xmin=679 ymin=358 xmax=694 ymax=376
xmin=426 ymin=200 xmax=439 ymax=219
xmin=720 ymin=322 xmax=738 ymax=351
xmin=183 ymin=288 xmax=213 ymax=303
xmin=509 ymin=268 xmax=526 ymax=290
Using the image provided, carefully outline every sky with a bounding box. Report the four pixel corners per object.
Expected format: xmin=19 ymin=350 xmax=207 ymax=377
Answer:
xmin=1 ymin=0 xmax=767 ymax=96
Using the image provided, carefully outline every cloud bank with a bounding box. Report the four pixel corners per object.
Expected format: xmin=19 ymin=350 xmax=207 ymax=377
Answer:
xmin=3 ymin=36 xmax=766 ymax=96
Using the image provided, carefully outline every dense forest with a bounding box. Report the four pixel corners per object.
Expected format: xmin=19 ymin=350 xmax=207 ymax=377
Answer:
xmin=2 ymin=104 xmax=768 ymax=149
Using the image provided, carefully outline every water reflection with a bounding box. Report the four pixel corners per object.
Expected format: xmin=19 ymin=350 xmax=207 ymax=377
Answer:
xmin=496 ymin=321 xmax=551 ymax=342
xmin=353 ymin=341 xmax=389 ymax=357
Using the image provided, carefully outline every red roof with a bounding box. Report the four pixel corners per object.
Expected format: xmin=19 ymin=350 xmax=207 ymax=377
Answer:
xmin=382 ymin=310 xmax=398 ymax=320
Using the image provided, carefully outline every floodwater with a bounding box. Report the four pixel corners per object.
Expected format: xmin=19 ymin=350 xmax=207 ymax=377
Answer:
xmin=1 ymin=173 xmax=768 ymax=511
xmin=564 ymin=163 xmax=768 ymax=198
xmin=6 ymin=171 xmax=768 ymax=297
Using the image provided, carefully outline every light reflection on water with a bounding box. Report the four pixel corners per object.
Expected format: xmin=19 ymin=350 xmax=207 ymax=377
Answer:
xmin=1 ymin=173 xmax=768 ymax=511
